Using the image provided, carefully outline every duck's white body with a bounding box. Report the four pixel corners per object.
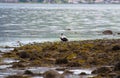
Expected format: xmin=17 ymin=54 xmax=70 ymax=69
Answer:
xmin=60 ymin=33 xmax=68 ymax=42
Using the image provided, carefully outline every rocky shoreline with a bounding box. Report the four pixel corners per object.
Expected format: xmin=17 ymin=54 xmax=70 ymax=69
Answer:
xmin=0 ymin=39 xmax=120 ymax=78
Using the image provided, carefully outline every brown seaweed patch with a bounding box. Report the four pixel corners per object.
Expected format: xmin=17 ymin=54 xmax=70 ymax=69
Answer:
xmin=2 ymin=39 xmax=120 ymax=68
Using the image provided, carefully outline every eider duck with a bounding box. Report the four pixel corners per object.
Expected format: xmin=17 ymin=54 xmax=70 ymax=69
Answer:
xmin=60 ymin=33 xmax=68 ymax=42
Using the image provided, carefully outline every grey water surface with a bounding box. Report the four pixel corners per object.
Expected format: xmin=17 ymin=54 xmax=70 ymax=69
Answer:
xmin=0 ymin=3 xmax=120 ymax=47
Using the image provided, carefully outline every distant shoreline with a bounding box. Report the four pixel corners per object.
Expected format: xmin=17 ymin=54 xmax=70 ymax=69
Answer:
xmin=0 ymin=2 xmax=120 ymax=4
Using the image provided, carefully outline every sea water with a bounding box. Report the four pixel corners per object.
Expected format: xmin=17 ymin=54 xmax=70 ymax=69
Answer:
xmin=0 ymin=3 xmax=120 ymax=46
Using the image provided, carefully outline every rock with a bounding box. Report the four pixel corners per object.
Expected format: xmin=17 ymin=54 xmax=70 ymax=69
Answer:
xmin=63 ymin=69 xmax=73 ymax=75
xmin=114 ymin=61 xmax=120 ymax=71
xmin=43 ymin=70 xmax=64 ymax=78
xmin=5 ymin=46 xmax=11 ymax=48
xmin=117 ymin=33 xmax=120 ymax=35
xmin=112 ymin=45 xmax=120 ymax=51
xmin=92 ymin=66 xmax=112 ymax=74
xmin=79 ymin=72 xmax=87 ymax=75
xmin=18 ymin=51 xmax=30 ymax=58
xmin=66 ymin=28 xmax=71 ymax=31
xmin=56 ymin=67 xmax=67 ymax=71
xmin=24 ymin=70 xmax=33 ymax=75
xmin=102 ymin=30 xmax=113 ymax=35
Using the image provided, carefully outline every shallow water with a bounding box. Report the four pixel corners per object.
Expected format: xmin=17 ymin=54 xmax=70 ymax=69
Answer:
xmin=0 ymin=64 xmax=95 ymax=78
xmin=0 ymin=47 xmax=14 ymax=52
xmin=0 ymin=3 xmax=120 ymax=47
xmin=0 ymin=68 xmax=24 ymax=78
xmin=2 ymin=58 xmax=19 ymax=64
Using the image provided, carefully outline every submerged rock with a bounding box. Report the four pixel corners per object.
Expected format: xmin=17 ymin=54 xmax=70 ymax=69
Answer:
xmin=102 ymin=30 xmax=113 ymax=35
xmin=117 ymin=33 xmax=120 ymax=35
xmin=43 ymin=70 xmax=64 ymax=78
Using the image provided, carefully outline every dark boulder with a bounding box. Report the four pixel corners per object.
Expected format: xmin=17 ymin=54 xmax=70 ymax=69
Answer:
xmin=43 ymin=70 xmax=64 ymax=78
xmin=92 ymin=66 xmax=112 ymax=74
xmin=102 ymin=30 xmax=113 ymax=35
xmin=79 ymin=72 xmax=87 ymax=75
xmin=24 ymin=70 xmax=33 ymax=75
xmin=112 ymin=45 xmax=120 ymax=51
xmin=18 ymin=51 xmax=30 ymax=58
